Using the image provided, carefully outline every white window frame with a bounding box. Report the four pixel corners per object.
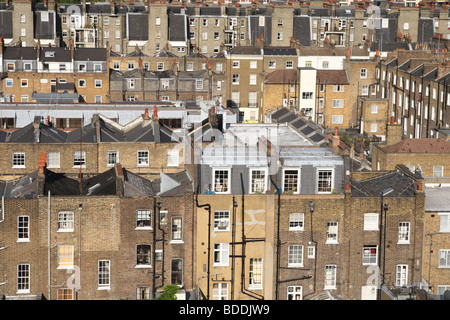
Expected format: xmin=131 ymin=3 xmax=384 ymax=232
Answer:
xmin=107 ymin=150 xmax=119 ymax=167
xmin=12 ymin=152 xmax=26 ymax=168
xmin=287 ymin=286 xmax=302 ymax=300
xmin=17 ymin=264 xmax=30 ymax=294
xmin=439 ymin=249 xmax=450 ymax=268
xmin=288 ymin=245 xmax=304 ymax=267
xmin=249 ymin=168 xmax=267 ymax=194
xmin=364 ymin=213 xmax=379 ymax=231
xmin=433 ymin=166 xmax=444 ymax=178
xmin=307 ymin=246 xmax=316 ymax=259
xmin=48 ymin=151 xmax=61 ymax=169
xmin=363 ymin=245 xmax=378 ymax=265
xmin=324 ymin=265 xmax=337 ymax=290
xmin=171 ymin=217 xmax=183 ymax=243
xmin=289 ymin=213 xmax=304 ymax=231
xmin=73 ymin=151 xmax=86 ymax=168
xmin=137 ymin=150 xmax=149 ymax=167
xmin=316 ymin=168 xmax=334 ymax=194
xmin=95 ymin=79 xmax=102 ymax=88
xmin=17 ymin=216 xmax=30 ymax=242
xmin=398 ymin=222 xmax=410 ymax=244
xmin=213 ymin=243 xmax=229 ymax=266
xmin=214 ymin=210 xmax=230 ymax=232
xmin=282 ymin=168 xmax=300 ymax=194
xmin=58 ymin=211 xmax=74 ymax=232
xmin=213 ymin=283 xmax=228 ymax=300
xmin=439 ymin=213 xmax=450 ymax=233
xmin=326 ymin=221 xmax=339 ymax=244
xmin=396 ymin=264 xmax=408 ymax=287
xmin=136 ymin=209 xmax=152 ymax=229
xmin=360 ymin=68 xmax=367 ymax=79
xmin=213 ymin=168 xmax=231 ymax=194
xmin=249 ymin=258 xmax=263 ymax=290
xmin=98 ymin=260 xmax=111 ymax=290
xmin=58 ymin=245 xmax=74 ymax=269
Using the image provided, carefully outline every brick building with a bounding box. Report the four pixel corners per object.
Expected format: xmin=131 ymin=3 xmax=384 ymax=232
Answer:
xmin=371 ymin=122 xmax=450 ymax=181
xmin=423 ymin=186 xmax=450 ymax=299
xmin=0 ymin=158 xmax=195 ymax=300
xmin=0 ymin=112 xmax=184 ymax=179
xmin=316 ymin=69 xmax=351 ymax=129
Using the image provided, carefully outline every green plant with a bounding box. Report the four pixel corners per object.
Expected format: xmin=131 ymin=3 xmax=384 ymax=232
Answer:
xmin=154 ymin=284 xmax=180 ymax=300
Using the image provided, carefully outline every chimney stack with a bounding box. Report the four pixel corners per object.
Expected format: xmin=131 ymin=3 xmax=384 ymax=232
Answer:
xmin=38 ymin=153 xmax=46 ymax=175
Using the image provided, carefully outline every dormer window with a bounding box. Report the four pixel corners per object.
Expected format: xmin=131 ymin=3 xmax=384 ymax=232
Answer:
xmin=45 ymin=51 xmax=55 ymax=58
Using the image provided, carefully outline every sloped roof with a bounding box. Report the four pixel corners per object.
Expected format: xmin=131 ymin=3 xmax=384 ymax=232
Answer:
xmin=264 ymin=69 xmax=298 ymax=84
xmin=228 ymin=46 xmax=262 ymax=56
xmin=0 ymin=170 xmax=39 ymax=198
xmin=383 ymin=138 xmax=450 ymax=153
xmin=263 ymin=46 xmax=297 ymax=56
xmin=3 ymin=47 xmax=37 ymax=60
xmin=74 ymin=48 xmax=107 ymax=61
xmin=316 ymin=70 xmax=349 ymax=85
xmin=350 ymin=171 xmax=416 ymax=197
xmin=269 ymin=107 xmax=327 ymax=145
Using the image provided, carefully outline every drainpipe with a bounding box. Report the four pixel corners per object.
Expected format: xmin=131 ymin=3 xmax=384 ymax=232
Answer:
xmin=269 ymin=175 xmax=281 ymax=300
xmin=0 ymin=195 xmax=4 ymax=223
xmin=195 ymin=185 xmax=211 ymax=300
xmin=157 ymin=204 xmax=166 ymax=291
xmin=47 ymin=191 xmax=51 ymax=300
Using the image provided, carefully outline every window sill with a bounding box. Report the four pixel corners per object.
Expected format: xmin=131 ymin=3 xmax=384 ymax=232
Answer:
xmin=324 ymin=286 xmax=336 ymax=290
xmin=170 ymin=240 xmax=184 ymax=245
xmin=248 ymin=285 xmax=263 ymax=291
xmin=12 ymin=166 xmax=26 ymax=169
xmin=325 ymin=241 xmax=339 ymax=245
xmin=288 ymin=264 xmax=304 ymax=268
xmin=397 ymin=241 xmax=410 ymax=245
xmin=17 ymin=239 xmax=30 ymax=243
xmin=135 ymin=265 xmax=152 ymax=269
xmin=47 ymin=166 xmax=61 ymax=169
xmin=97 ymin=286 xmax=110 ymax=291
xmin=57 ymin=266 xmax=74 ymax=270
xmin=57 ymin=229 xmax=74 ymax=233
xmin=16 ymin=290 xmax=30 ymax=294
xmin=135 ymin=227 xmax=152 ymax=231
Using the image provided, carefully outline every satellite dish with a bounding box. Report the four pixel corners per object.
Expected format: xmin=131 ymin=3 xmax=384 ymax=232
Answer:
xmin=67 ymin=5 xmax=81 ymax=15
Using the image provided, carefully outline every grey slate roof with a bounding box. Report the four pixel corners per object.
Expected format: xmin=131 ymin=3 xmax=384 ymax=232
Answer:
xmin=128 ymin=13 xmax=149 ymax=41
xmin=34 ymin=11 xmax=56 ymax=39
xmin=249 ymin=15 xmax=271 ymax=46
xmin=43 ymin=164 xmax=192 ymax=197
xmin=3 ymin=47 xmax=37 ymax=60
xmin=169 ymin=13 xmax=187 ymax=41
xmin=40 ymin=47 xmax=71 ymax=62
xmin=3 ymin=120 xmax=67 ymax=143
xmin=293 ymin=16 xmax=311 ymax=46
xmin=0 ymin=170 xmax=39 ymax=198
xmin=74 ymin=47 xmax=107 ymax=61
xmin=263 ymin=47 xmax=297 ymax=56
xmin=0 ymin=10 xmax=12 ymax=38
xmin=350 ymin=171 xmax=416 ymax=197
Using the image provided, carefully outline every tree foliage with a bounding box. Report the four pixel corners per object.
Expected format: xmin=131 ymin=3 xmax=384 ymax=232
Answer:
xmin=154 ymin=284 xmax=180 ymax=300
